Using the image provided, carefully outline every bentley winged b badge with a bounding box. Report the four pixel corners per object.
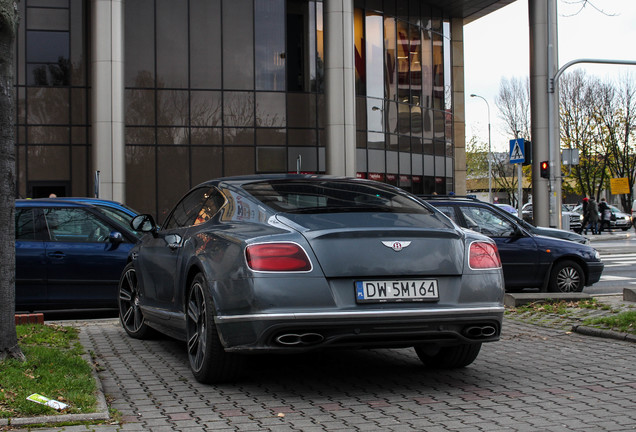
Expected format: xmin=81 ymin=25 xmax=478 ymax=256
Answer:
xmin=381 ymin=241 xmax=412 ymax=252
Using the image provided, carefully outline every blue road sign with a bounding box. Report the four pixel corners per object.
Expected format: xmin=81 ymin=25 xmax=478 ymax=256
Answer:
xmin=509 ymin=138 xmax=525 ymax=164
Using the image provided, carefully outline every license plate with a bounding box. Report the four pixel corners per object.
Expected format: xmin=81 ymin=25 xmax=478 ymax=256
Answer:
xmin=355 ymin=279 xmax=439 ymax=303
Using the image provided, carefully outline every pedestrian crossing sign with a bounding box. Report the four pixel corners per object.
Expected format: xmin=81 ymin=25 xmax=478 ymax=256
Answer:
xmin=509 ymin=139 xmax=525 ymax=164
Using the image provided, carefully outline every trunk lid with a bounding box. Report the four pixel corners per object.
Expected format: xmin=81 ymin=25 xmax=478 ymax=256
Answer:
xmin=276 ymin=212 xmax=465 ymax=277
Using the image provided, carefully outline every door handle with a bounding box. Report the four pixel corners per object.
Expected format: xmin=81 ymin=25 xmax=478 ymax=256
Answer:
xmin=47 ymin=251 xmax=66 ymax=258
xmin=168 ymin=243 xmax=181 ymax=250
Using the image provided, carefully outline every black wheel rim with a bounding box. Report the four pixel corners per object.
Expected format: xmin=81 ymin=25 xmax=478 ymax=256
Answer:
xmin=556 ymin=266 xmax=580 ymax=292
xmin=119 ymin=267 xmax=144 ymax=332
xmin=186 ymin=282 xmax=207 ymax=373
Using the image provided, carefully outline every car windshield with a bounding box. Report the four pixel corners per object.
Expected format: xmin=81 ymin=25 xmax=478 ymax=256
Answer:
xmin=95 ymin=206 xmax=143 ymax=238
xmin=242 ymin=179 xmax=432 ymax=215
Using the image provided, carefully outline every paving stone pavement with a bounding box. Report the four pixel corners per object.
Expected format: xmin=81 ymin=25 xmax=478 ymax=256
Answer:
xmin=10 ymin=317 xmax=635 ymax=432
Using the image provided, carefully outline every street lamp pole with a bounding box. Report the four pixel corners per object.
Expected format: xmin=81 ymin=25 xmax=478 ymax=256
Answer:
xmin=470 ymin=94 xmax=492 ymax=203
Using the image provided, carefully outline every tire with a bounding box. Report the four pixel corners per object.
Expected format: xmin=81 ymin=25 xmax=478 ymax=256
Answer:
xmin=186 ymin=273 xmax=244 ymax=384
xmin=414 ymin=343 xmax=482 ymax=369
xmin=119 ymin=262 xmax=154 ymax=339
xmin=548 ymin=260 xmax=585 ymax=293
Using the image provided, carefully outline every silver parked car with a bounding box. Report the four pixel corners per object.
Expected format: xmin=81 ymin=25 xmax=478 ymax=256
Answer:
xmin=119 ymin=175 xmax=505 ymax=383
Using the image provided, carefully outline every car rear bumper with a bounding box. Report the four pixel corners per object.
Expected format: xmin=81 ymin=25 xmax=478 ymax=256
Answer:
xmin=586 ymin=262 xmax=604 ymax=285
xmin=215 ymin=306 xmax=504 ymax=353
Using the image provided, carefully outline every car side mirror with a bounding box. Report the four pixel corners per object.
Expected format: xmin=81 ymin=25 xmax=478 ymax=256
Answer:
xmin=131 ymin=214 xmax=157 ymax=235
xmin=512 ymin=225 xmax=524 ymax=237
xmin=109 ymin=231 xmax=124 ymax=245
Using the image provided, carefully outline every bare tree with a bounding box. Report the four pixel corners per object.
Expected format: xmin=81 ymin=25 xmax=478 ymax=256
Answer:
xmin=494 ymin=77 xmax=532 ymax=206
xmin=594 ymin=76 xmax=636 ymax=211
xmin=495 ymin=77 xmax=531 ymax=140
xmin=561 ymin=0 xmax=618 ymax=17
xmin=0 ymin=0 xmax=24 ymax=362
xmin=559 ymin=70 xmax=608 ymax=199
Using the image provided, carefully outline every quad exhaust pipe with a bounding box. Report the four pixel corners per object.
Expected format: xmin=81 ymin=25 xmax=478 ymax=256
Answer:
xmin=275 ymin=333 xmax=324 ymax=346
xmin=464 ymin=325 xmax=497 ymax=339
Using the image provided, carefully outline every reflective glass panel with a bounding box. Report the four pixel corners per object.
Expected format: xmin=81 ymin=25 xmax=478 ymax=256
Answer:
xmin=27 ymin=8 xmax=68 ymax=31
xmin=27 ymin=146 xmax=69 ymax=180
xmin=223 ymin=0 xmax=254 ymax=90
xmin=125 ymin=0 xmax=155 ymax=87
xmin=156 ymin=0 xmax=188 ymax=88
xmin=157 ymin=147 xmax=194 ymax=226
xmin=125 ymin=89 xmax=156 ymax=126
xmin=432 ymin=31 xmax=444 ymax=110
xmin=255 ymin=0 xmax=285 ymax=90
xmin=157 ymin=90 xmax=189 ymax=126
xmin=225 ymin=147 xmax=255 ymax=176
xmin=26 ymin=31 xmax=68 ymax=62
xmin=287 ymin=93 xmax=316 ymax=128
xmin=224 ymin=92 xmax=255 ymax=127
xmin=384 ymin=17 xmax=397 ymax=101
xmin=256 ymin=128 xmax=286 ymax=146
xmin=191 ymin=128 xmax=222 ymax=145
xmin=396 ymin=21 xmax=409 ymax=101
xmin=190 ymin=0 xmax=221 ymax=89
xmin=27 ymin=88 xmax=69 ymax=124
xmin=190 ymin=91 xmax=222 ymax=127
xmin=126 ymin=146 xmax=156 ymax=215
xmin=365 ymin=12 xmax=383 ymax=99
xmin=191 ymin=146 xmax=223 ymax=185
xmin=256 ymin=92 xmax=286 ymax=127
xmin=354 ymin=8 xmax=365 ymax=95
xmin=256 ymin=147 xmax=287 ymax=172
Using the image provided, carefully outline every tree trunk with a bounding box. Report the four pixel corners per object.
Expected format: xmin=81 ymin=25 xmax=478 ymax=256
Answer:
xmin=0 ymin=0 xmax=25 ymax=362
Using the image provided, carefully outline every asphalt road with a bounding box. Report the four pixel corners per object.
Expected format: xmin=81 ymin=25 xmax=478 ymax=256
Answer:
xmin=585 ymin=232 xmax=636 ymax=295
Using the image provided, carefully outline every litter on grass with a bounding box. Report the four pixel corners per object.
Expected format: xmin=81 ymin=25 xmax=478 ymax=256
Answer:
xmin=26 ymin=393 xmax=68 ymax=410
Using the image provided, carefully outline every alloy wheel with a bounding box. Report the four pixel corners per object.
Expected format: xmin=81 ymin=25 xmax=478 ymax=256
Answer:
xmin=119 ymin=265 xmax=144 ymax=333
xmin=186 ymin=281 xmax=208 ymax=373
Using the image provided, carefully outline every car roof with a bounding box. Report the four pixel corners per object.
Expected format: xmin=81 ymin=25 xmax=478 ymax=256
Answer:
xmin=16 ymin=199 xmax=94 ymax=209
xmin=54 ymin=197 xmax=137 ymax=214
xmin=198 ymin=174 xmax=375 ymax=188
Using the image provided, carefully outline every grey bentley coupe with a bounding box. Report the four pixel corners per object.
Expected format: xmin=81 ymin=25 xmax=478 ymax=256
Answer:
xmin=118 ymin=175 xmax=504 ymax=383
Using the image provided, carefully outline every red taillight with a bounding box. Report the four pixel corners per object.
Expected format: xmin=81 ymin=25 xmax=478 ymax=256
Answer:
xmin=469 ymin=242 xmax=501 ymax=270
xmin=245 ymin=243 xmax=312 ymax=272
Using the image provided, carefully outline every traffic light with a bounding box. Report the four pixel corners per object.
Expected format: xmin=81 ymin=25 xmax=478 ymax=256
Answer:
xmin=540 ymin=161 xmax=550 ymax=179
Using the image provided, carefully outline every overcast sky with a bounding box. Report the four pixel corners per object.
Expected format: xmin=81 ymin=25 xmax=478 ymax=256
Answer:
xmin=463 ymin=0 xmax=636 ymax=153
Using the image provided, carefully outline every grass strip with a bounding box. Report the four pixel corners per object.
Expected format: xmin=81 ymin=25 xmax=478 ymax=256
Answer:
xmin=0 ymin=324 xmax=97 ymax=418
xmin=582 ymin=310 xmax=636 ymax=334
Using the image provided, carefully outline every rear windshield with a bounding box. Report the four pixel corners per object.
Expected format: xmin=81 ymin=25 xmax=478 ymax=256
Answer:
xmin=242 ymin=179 xmax=432 ymax=214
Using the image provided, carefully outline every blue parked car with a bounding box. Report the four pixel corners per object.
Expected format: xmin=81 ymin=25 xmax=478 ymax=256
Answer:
xmin=422 ymin=196 xmax=604 ymax=293
xmin=15 ymin=199 xmax=139 ymax=311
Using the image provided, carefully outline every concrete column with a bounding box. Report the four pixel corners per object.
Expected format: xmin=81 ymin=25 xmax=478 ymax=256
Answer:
xmin=528 ymin=0 xmax=557 ymax=227
xmin=91 ymin=0 xmax=125 ymax=202
xmin=451 ymin=18 xmax=466 ymax=196
xmin=324 ymin=0 xmax=356 ymax=176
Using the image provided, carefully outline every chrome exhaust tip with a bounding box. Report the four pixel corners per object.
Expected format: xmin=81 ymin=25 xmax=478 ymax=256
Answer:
xmin=275 ymin=333 xmax=324 ymax=346
xmin=464 ymin=325 xmax=497 ymax=339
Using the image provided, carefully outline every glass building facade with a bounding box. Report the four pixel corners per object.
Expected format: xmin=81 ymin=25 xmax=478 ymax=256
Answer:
xmin=14 ymin=0 xmax=458 ymax=219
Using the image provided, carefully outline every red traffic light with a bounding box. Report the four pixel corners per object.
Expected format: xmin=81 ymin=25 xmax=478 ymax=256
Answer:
xmin=540 ymin=161 xmax=550 ymax=179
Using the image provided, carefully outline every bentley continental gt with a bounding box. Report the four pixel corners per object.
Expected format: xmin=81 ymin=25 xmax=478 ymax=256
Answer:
xmin=118 ymin=175 xmax=505 ymax=383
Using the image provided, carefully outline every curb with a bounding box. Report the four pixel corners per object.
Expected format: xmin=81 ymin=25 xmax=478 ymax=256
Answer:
xmin=0 ymin=351 xmax=110 ymax=428
xmin=571 ymin=325 xmax=636 ymax=343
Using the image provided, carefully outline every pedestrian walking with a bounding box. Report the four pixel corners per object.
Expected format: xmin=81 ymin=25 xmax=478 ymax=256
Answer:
xmin=598 ymin=197 xmax=611 ymax=233
xmin=585 ymin=197 xmax=599 ymax=234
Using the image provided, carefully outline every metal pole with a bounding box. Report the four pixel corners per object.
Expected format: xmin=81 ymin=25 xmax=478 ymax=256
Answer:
xmin=517 ymin=163 xmax=523 ymax=216
xmin=470 ymin=94 xmax=492 ymax=203
xmin=547 ymin=0 xmax=561 ymax=228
